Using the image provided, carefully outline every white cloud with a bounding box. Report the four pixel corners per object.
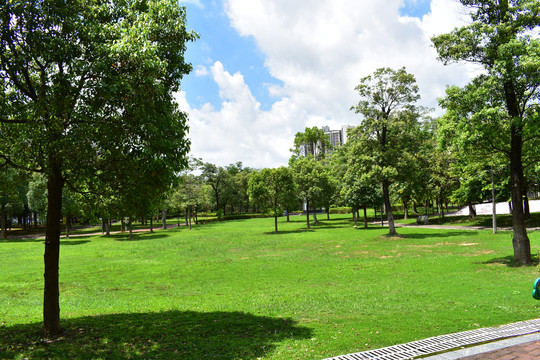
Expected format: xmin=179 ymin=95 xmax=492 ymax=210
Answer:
xmin=177 ymin=61 xmax=302 ymax=168
xmin=182 ymin=0 xmax=476 ymax=168
xmin=194 ymin=65 xmax=209 ymax=77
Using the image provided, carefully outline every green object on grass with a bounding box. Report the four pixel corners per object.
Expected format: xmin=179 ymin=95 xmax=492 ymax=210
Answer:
xmin=533 ymin=278 xmax=540 ymax=300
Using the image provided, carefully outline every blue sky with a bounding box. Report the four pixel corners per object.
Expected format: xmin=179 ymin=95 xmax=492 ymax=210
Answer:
xmin=177 ymin=0 xmax=471 ymax=168
xmin=399 ymin=0 xmax=432 ymax=17
xmin=182 ymin=1 xmax=282 ymax=111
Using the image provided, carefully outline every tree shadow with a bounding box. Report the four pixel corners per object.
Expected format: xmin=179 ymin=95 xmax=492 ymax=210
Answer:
xmin=61 ymin=240 xmax=90 ymax=246
xmin=480 ymin=255 xmax=539 ymax=267
xmin=0 ymin=310 xmax=312 ymax=359
xmin=401 ymin=231 xmax=478 ymax=239
xmin=113 ymin=233 xmax=171 ymax=242
xmin=263 ymin=229 xmax=315 ymax=235
xmin=0 ymin=237 xmax=44 ymax=244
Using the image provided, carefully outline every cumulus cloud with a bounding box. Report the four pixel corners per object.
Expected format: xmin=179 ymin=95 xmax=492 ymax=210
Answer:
xmin=182 ymin=0 xmax=475 ymax=168
xmin=177 ymin=62 xmax=301 ymax=168
xmin=194 ymin=65 xmax=209 ymax=77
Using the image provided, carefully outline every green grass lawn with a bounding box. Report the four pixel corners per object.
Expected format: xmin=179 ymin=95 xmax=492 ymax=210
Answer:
xmin=1 ymin=215 xmax=540 ymax=359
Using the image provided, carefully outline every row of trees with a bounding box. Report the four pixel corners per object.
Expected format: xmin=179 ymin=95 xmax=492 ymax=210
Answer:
xmin=1 ymin=0 xmax=538 ymax=338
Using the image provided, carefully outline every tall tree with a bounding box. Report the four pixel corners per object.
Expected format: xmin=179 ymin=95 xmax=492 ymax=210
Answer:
xmin=201 ymin=162 xmax=228 ymax=214
xmin=290 ymin=157 xmax=332 ymax=229
xmin=351 ymin=67 xmax=421 ymax=235
xmin=0 ymin=0 xmax=196 ymax=335
xmin=248 ymin=167 xmax=296 ymax=233
xmin=433 ymin=1 xmax=540 ymax=264
xmin=291 ymin=127 xmax=332 ymax=160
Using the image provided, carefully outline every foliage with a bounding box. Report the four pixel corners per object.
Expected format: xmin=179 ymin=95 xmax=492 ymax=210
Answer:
xmin=248 ymin=167 xmax=296 ymax=232
xmin=350 ymin=67 xmax=422 ymax=234
xmin=291 ymin=126 xmax=332 ymax=160
xmin=432 ymin=0 xmax=540 ymax=264
xmin=0 ymin=0 xmax=196 ymax=335
xmin=290 ymin=156 xmax=334 ymax=228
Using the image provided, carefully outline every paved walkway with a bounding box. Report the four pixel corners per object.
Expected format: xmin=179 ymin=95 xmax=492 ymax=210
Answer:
xmin=425 ymin=334 xmax=540 ymax=359
xmin=326 ymin=319 xmax=540 ymax=360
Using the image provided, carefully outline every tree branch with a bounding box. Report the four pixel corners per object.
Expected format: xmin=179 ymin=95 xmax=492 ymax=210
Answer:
xmin=0 ymin=153 xmax=43 ymax=173
xmin=0 ymin=118 xmax=27 ymax=124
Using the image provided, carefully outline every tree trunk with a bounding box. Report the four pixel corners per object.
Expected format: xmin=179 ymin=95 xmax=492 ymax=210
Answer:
xmin=121 ymin=218 xmax=125 ymax=232
xmin=105 ymin=217 xmax=110 ymax=236
xmin=439 ymin=191 xmax=445 ymax=220
xmin=403 ymin=200 xmax=408 ymax=220
xmin=43 ymin=163 xmax=64 ymax=337
xmin=66 ymin=214 xmax=70 ymax=239
xmin=286 ymin=209 xmax=290 ymax=222
xmin=1 ymin=203 xmax=7 ymax=239
xmin=129 ymin=218 xmax=133 ymax=240
xmin=274 ymin=215 xmax=278 ymax=233
xmin=412 ymin=201 xmax=418 ymax=214
xmin=150 ymin=215 xmax=153 ymax=233
xmin=492 ymin=165 xmax=497 ymax=234
xmin=312 ymin=202 xmax=318 ymax=223
xmin=352 ymin=208 xmax=357 ymax=226
xmin=162 ymin=209 xmax=167 ymax=229
xmin=34 ymin=211 xmax=38 ymax=228
xmin=326 ymin=208 xmax=330 ymax=220
xmin=306 ymin=199 xmax=310 ymax=229
xmin=363 ymin=205 xmax=368 ymax=229
xmin=468 ymin=202 xmax=476 ymax=218
xmin=382 ymin=180 xmax=396 ymax=235
xmin=509 ymin=122 xmax=531 ymax=264
xmin=188 ymin=206 xmax=192 ymax=230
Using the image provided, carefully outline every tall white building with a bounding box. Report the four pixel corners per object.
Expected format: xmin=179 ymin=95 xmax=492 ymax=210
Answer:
xmin=322 ymin=125 xmax=354 ymax=153
xmin=298 ymin=125 xmax=355 ymax=157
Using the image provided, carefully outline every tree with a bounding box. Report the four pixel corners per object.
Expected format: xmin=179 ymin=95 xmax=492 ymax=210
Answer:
xmin=290 ymin=157 xmax=332 ymax=229
xmin=0 ymin=166 xmax=19 ymax=238
xmin=291 ymin=127 xmax=332 ymax=160
xmin=351 ymin=67 xmax=421 ymax=235
xmin=201 ymin=163 xmax=228 ymax=215
xmin=341 ymin=171 xmax=382 ymax=228
xmin=248 ymin=167 xmax=296 ymax=233
xmin=432 ymin=0 xmax=540 ymax=264
xmin=0 ymin=0 xmax=196 ymax=335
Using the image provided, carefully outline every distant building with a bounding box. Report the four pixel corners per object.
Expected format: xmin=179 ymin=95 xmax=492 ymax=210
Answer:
xmin=298 ymin=125 xmax=354 ymax=157
xmin=322 ymin=125 xmax=354 ymax=154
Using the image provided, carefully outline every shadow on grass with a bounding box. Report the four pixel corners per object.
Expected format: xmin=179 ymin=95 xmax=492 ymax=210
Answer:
xmin=0 ymin=237 xmax=44 ymax=244
xmin=480 ymin=255 xmax=539 ymax=267
xmin=402 ymin=231 xmax=478 ymax=239
xmin=0 ymin=310 xmax=312 ymax=359
xmin=263 ymin=229 xmax=315 ymax=235
xmin=113 ymin=233 xmax=172 ymax=242
xmin=61 ymin=240 xmax=91 ymax=246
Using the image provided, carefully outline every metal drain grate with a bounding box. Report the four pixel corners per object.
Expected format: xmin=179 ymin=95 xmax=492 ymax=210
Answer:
xmin=325 ymin=318 xmax=540 ymax=360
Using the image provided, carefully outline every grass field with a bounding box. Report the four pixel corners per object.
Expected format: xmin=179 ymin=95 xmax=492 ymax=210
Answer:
xmin=1 ymin=214 xmax=540 ymax=359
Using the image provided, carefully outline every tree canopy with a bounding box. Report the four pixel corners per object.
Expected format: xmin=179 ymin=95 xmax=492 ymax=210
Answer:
xmin=0 ymin=0 xmax=197 ymax=335
xmin=351 ymin=67 xmax=421 ymax=235
xmin=432 ymin=0 xmax=540 ymax=264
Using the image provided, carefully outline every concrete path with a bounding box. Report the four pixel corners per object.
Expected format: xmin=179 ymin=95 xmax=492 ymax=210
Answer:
xmin=326 ymin=320 xmax=540 ymax=360
xmin=424 ymin=334 xmax=540 ymax=360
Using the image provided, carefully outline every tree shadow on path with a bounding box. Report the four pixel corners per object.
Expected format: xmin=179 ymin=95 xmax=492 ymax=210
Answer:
xmin=1 ymin=310 xmax=312 ymax=359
